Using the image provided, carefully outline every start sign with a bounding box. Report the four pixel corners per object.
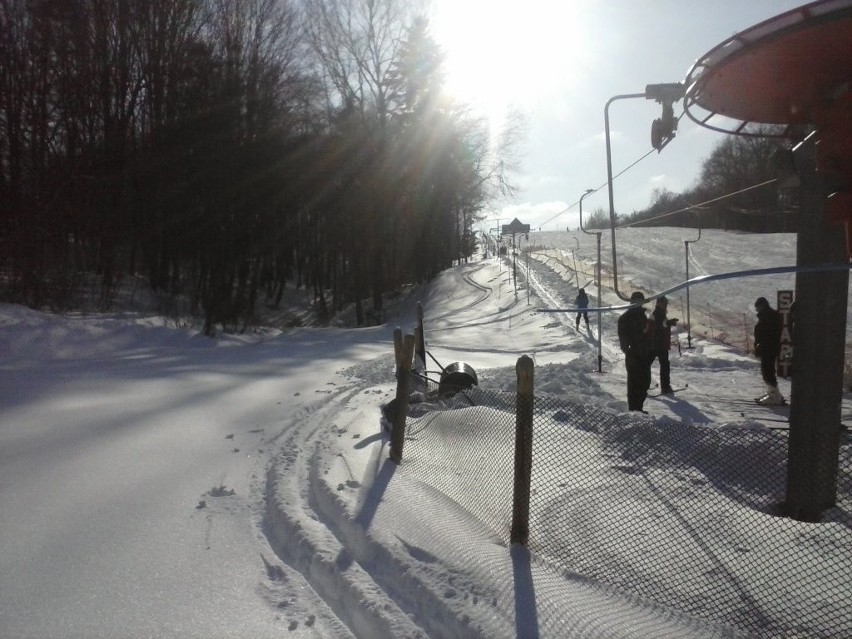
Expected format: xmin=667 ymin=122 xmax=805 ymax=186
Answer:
xmin=777 ymin=290 xmax=794 ymax=378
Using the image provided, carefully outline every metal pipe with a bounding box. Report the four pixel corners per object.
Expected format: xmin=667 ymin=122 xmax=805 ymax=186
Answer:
xmin=570 ymin=247 xmax=580 ymax=290
xmin=579 ymin=188 xmax=604 ymax=372
xmin=603 ymin=85 xmax=684 ymax=301
xmin=604 ymin=92 xmax=646 ymax=302
xmin=684 ymin=225 xmax=701 ymax=348
xmin=536 ymin=262 xmax=852 ymax=313
xmin=512 ymin=234 xmax=517 ymax=292
xmin=685 ymin=241 xmax=690 ymax=345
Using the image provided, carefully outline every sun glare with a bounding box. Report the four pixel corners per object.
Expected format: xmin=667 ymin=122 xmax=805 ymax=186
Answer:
xmin=431 ymin=0 xmax=591 ymax=130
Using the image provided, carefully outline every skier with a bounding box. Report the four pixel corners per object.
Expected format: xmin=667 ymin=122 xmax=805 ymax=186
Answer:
xmin=648 ymin=296 xmax=679 ymax=394
xmin=617 ymin=291 xmax=653 ymax=412
xmin=753 ymin=296 xmax=785 ymax=405
xmin=575 ymin=288 xmax=590 ymax=330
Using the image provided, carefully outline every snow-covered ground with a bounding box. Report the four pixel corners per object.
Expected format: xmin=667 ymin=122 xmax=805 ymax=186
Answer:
xmin=1 ymin=228 xmax=850 ymax=638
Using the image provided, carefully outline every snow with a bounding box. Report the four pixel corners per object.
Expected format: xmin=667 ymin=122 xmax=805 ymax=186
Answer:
xmin=1 ymin=227 xmax=850 ymax=638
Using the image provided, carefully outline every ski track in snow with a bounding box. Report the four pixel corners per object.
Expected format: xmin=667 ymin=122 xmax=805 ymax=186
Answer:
xmin=263 ymin=383 xmax=516 ymax=638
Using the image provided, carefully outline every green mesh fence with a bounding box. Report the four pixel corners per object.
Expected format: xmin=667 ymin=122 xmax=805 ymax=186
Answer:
xmin=400 ymin=382 xmax=852 ymax=639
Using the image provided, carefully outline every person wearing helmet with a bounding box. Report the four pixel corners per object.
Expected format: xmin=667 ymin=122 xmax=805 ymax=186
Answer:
xmin=753 ymin=296 xmax=785 ymax=406
xmin=617 ymin=291 xmax=653 ymax=412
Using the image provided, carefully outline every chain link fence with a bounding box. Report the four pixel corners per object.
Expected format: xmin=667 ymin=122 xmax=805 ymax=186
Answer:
xmin=399 ymin=378 xmax=852 ymax=638
xmin=402 ymin=386 xmax=517 ymax=539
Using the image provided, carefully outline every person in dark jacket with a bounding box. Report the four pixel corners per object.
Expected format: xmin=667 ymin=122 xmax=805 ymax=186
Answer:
xmin=575 ymin=288 xmax=590 ymax=330
xmin=617 ymin=291 xmax=652 ymax=412
xmin=753 ymin=296 xmax=785 ymax=405
xmin=649 ymin=296 xmax=678 ymax=393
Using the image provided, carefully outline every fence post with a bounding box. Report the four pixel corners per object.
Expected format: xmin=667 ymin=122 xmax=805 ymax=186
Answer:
xmin=393 ymin=327 xmax=403 ymax=372
xmin=390 ymin=333 xmax=415 ymax=464
xmin=511 ymin=355 xmax=534 ymax=545
xmin=415 ymin=303 xmax=426 ymax=368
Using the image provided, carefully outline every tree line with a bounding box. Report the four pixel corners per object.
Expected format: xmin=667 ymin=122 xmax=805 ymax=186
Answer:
xmin=0 ymin=0 xmax=516 ymax=333
xmin=586 ymin=131 xmax=799 ymax=232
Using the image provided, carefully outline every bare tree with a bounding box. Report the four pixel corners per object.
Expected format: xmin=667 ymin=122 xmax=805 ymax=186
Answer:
xmin=301 ymin=0 xmax=423 ymax=122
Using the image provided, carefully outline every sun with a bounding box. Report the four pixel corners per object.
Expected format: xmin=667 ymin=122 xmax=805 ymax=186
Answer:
xmin=430 ymin=0 xmax=592 ymax=129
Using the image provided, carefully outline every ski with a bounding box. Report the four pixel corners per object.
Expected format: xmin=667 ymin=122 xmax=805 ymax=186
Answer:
xmin=756 ymin=398 xmax=788 ymax=407
xmin=731 ymin=412 xmax=789 ymax=424
xmin=649 ymin=384 xmax=688 ymax=398
xmin=711 ymin=395 xmax=789 ymax=407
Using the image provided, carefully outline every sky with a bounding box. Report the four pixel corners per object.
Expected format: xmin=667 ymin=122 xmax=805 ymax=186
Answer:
xmin=430 ymin=0 xmax=809 ymax=231
xmin=1 ymin=227 xmax=850 ymax=638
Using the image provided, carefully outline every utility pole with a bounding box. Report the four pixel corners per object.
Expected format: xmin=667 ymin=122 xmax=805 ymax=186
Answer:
xmin=579 ymin=188 xmax=604 ymax=373
xmin=683 ymin=226 xmax=701 ymax=348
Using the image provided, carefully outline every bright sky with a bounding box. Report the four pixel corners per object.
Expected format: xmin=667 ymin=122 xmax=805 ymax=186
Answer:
xmin=430 ymin=0 xmax=809 ymax=231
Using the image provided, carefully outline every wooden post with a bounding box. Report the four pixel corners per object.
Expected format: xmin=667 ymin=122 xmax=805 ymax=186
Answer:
xmin=390 ymin=334 xmax=415 ymax=464
xmin=785 ymin=134 xmax=847 ymax=520
xmin=415 ymin=303 xmax=426 ymax=368
xmin=393 ymin=327 xmax=403 ymax=373
xmin=511 ymin=356 xmax=534 ymax=545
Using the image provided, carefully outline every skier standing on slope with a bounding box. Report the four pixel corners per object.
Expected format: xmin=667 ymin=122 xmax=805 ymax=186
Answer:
xmin=649 ymin=296 xmax=678 ymax=394
xmin=575 ymin=288 xmax=590 ymax=330
xmin=618 ymin=292 xmax=653 ymax=412
xmin=753 ymin=296 xmax=785 ymax=405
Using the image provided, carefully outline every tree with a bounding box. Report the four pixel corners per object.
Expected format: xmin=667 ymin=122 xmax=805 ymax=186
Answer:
xmin=631 ymin=131 xmax=795 ymax=232
xmin=0 ymin=0 xmax=522 ymax=330
xmin=585 ymin=207 xmax=611 ymax=230
xmin=698 ymin=134 xmax=779 ymax=206
xmin=383 ymin=17 xmax=523 ymax=277
xmin=692 ymin=133 xmax=794 ymax=232
xmin=301 ymin=0 xmax=418 ymax=123
xmin=301 ymin=0 xmax=424 ymax=324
